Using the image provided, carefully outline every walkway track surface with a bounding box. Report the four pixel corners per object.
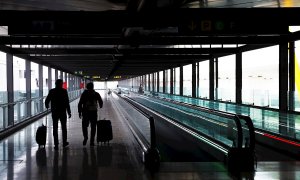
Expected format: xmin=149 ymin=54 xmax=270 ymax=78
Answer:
xmin=0 ymin=90 xmax=299 ymax=179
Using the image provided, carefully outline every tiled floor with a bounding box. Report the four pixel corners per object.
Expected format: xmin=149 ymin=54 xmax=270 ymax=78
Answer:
xmin=0 ymin=91 xmax=300 ymax=180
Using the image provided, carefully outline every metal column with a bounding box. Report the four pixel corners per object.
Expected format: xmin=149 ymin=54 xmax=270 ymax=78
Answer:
xmin=157 ymin=72 xmax=160 ymax=92
xmin=170 ymin=68 xmax=174 ymax=94
xmin=163 ymin=70 xmax=165 ymax=93
xmin=192 ymin=63 xmax=196 ymax=98
xmin=215 ymin=58 xmax=218 ymax=100
xmin=148 ymin=74 xmax=150 ymax=92
xmin=209 ymin=57 xmax=214 ymax=100
xmin=236 ymin=52 xmax=242 ymax=104
xmin=279 ymin=42 xmax=289 ymax=136
xmin=289 ymin=41 xmax=295 ymax=111
xmin=180 ymin=66 xmax=183 ymax=96
xmin=55 ymin=69 xmax=58 ymax=81
xmin=196 ymin=62 xmax=199 ymax=98
xmin=7 ymin=53 xmax=14 ymax=126
xmin=279 ymin=42 xmax=289 ymax=112
xmin=48 ymin=67 xmax=52 ymax=90
xmin=25 ymin=60 xmax=31 ymax=117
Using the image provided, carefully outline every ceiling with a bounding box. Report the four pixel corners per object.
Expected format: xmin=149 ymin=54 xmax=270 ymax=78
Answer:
xmin=0 ymin=1 xmax=300 ymax=81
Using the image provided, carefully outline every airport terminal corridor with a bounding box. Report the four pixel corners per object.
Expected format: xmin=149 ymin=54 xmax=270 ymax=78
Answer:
xmin=0 ymin=90 xmax=299 ymax=179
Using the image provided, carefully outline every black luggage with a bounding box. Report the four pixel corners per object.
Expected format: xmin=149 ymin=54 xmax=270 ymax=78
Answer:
xmin=97 ymin=119 xmax=113 ymax=143
xmin=36 ymin=116 xmax=47 ymax=148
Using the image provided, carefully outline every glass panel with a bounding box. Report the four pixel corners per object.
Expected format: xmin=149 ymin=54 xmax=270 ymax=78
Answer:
xmin=152 ymin=92 xmax=300 ymax=141
xmin=131 ymin=95 xmax=238 ymax=148
xmin=165 ymin=69 xmax=170 ymax=94
xmin=31 ymin=62 xmax=40 ymax=116
xmin=43 ymin=66 xmax=48 ymax=96
xmin=295 ymin=40 xmax=300 ymax=112
xmin=199 ymin=60 xmax=209 ymax=99
xmin=51 ymin=68 xmax=55 ymax=89
xmin=174 ymin=67 xmax=180 ymax=95
xmin=145 ymin=74 xmax=149 ymax=91
xmin=0 ymin=51 xmax=7 ymax=130
xmin=58 ymin=71 xmax=61 ymax=80
xmin=159 ymin=71 xmax=163 ymax=92
xmin=242 ymin=45 xmax=279 ymax=108
xmin=218 ymin=55 xmax=236 ymax=102
xmin=13 ymin=57 xmax=26 ymax=122
xmin=183 ymin=64 xmax=192 ymax=97
xmin=66 ymin=73 xmax=69 ymax=90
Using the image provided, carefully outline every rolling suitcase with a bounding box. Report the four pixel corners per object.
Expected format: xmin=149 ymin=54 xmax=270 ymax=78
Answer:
xmin=97 ymin=119 xmax=113 ymax=144
xmin=36 ymin=115 xmax=47 ymax=148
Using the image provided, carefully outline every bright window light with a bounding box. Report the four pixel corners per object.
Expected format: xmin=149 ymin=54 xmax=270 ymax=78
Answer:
xmin=289 ymin=26 xmax=300 ymax=33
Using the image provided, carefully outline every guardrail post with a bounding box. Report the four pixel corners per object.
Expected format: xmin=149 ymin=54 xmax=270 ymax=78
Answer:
xmin=145 ymin=116 xmax=160 ymax=171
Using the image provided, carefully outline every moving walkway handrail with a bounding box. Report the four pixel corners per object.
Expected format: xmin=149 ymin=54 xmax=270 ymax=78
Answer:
xmin=140 ymin=93 xmax=245 ymax=149
xmin=121 ymin=94 xmax=157 ymax=149
xmin=114 ymin=92 xmax=160 ymax=169
xmin=143 ymin=92 xmax=256 ymax=150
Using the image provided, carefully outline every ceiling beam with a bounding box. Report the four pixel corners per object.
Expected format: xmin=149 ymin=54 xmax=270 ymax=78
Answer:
xmin=0 ymin=35 xmax=285 ymax=45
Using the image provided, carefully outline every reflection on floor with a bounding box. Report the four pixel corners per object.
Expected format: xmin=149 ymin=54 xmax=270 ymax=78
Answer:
xmin=0 ymin=91 xmax=299 ymax=179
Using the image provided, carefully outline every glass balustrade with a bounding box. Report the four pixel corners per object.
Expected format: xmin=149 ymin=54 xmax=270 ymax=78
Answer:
xmin=129 ymin=95 xmax=240 ymax=148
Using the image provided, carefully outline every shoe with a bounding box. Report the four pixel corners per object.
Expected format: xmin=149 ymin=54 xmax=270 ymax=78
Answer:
xmin=54 ymin=146 xmax=58 ymax=151
xmin=83 ymin=139 xmax=88 ymax=146
xmin=63 ymin=142 xmax=69 ymax=148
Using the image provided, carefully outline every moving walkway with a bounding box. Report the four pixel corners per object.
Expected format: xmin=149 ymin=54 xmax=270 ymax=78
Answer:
xmin=142 ymin=91 xmax=300 ymax=159
xmin=112 ymin=91 xmax=256 ymax=171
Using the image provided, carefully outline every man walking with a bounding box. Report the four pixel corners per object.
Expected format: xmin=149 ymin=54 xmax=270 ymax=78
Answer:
xmin=45 ymin=79 xmax=71 ymax=150
xmin=78 ymin=82 xmax=103 ymax=146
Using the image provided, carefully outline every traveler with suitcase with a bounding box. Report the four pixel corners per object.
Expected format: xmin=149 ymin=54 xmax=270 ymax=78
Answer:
xmin=45 ymin=79 xmax=72 ymax=151
xmin=78 ymin=82 xmax=103 ymax=146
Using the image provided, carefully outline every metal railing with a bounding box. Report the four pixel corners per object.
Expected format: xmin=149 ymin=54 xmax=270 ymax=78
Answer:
xmin=114 ymin=91 xmax=160 ymax=169
xmin=133 ymin=92 xmax=256 ymax=171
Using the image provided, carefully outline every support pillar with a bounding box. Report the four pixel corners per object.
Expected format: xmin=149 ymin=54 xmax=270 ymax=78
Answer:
xmin=289 ymin=41 xmax=295 ymax=111
xmin=236 ymin=52 xmax=242 ymax=104
xmin=170 ymin=68 xmax=174 ymax=94
xmin=279 ymin=42 xmax=289 ymax=111
xmin=192 ymin=63 xmax=196 ymax=98
xmin=25 ymin=60 xmax=31 ymax=117
xmin=180 ymin=66 xmax=183 ymax=96
xmin=209 ymin=57 xmax=214 ymax=100
xmin=7 ymin=53 xmax=14 ymax=126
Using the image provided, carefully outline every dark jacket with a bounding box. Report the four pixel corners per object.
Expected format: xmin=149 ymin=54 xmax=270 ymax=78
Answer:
xmin=78 ymin=90 xmax=103 ymax=114
xmin=45 ymin=87 xmax=71 ymax=115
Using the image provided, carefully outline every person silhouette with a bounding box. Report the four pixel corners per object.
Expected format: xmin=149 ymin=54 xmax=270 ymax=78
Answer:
xmin=78 ymin=82 xmax=103 ymax=146
xmin=45 ymin=79 xmax=71 ymax=150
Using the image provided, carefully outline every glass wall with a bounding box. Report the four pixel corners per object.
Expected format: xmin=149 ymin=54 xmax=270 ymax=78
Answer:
xmin=159 ymin=71 xmax=163 ymax=92
xmin=174 ymin=67 xmax=180 ymax=95
xmin=31 ymin=62 xmax=40 ymax=115
xmin=13 ymin=57 xmax=26 ymax=122
xmin=150 ymin=74 xmax=153 ymax=91
xmin=242 ymin=45 xmax=279 ymax=108
xmin=199 ymin=60 xmax=209 ymax=99
xmin=0 ymin=51 xmax=7 ymax=130
xmin=183 ymin=64 xmax=192 ymax=96
xmin=51 ymin=68 xmax=55 ymax=89
xmin=295 ymin=40 xmax=300 ymax=111
xmin=145 ymin=74 xmax=149 ymax=91
xmin=218 ymin=55 xmax=236 ymax=102
xmin=43 ymin=66 xmax=48 ymax=96
xmin=165 ymin=69 xmax=170 ymax=94
xmin=58 ymin=71 xmax=61 ymax=80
